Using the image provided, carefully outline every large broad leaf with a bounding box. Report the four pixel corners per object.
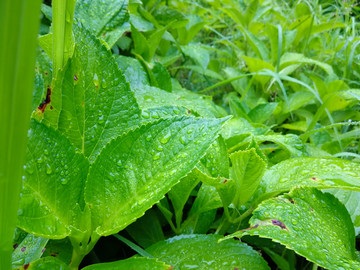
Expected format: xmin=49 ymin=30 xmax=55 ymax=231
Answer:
xmin=83 ymin=257 xmax=172 ymax=270
xmin=145 ymin=234 xmax=270 ymax=269
xmin=226 ymin=188 xmax=360 ymax=270
xmin=18 ymin=119 xmax=89 ymax=238
xmin=259 ymin=157 xmax=360 ymax=201
xmin=86 ymin=116 xmax=228 ymax=236
xmin=230 ymin=148 xmax=266 ymax=207
xmin=13 ymin=257 xmax=70 ymax=270
xmin=75 ymin=0 xmax=129 ymax=47
xmin=54 ymin=26 xmax=141 ymax=162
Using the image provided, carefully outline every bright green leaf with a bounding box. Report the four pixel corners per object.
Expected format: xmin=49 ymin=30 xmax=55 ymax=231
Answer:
xmin=226 ymin=188 xmax=360 ymax=270
xmin=18 ymin=119 xmax=89 ymax=238
xmin=86 ymin=116 xmax=228 ymax=236
xmin=12 ymin=256 xmax=70 ymax=270
xmin=146 ymin=234 xmax=270 ymax=269
xmin=230 ymin=148 xmax=266 ymax=207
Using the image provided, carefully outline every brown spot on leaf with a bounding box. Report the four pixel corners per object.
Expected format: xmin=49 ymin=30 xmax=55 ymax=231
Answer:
xmin=23 ymin=264 xmax=29 ymax=269
xmin=13 ymin=243 xmax=18 ymax=249
xmin=21 ymin=247 xmax=26 ymax=252
xmin=271 ymin=219 xmax=287 ymax=230
xmin=223 ymin=179 xmax=228 ymax=183
xmin=311 ymin=177 xmax=317 ymax=181
xmin=74 ymin=75 xmax=78 ymax=81
xmin=38 ymin=87 xmax=51 ymax=113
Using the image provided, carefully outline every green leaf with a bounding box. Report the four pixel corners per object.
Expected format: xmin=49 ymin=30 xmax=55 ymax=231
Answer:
xmin=42 ymin=238 xmax=73 ymax=265
xmin=75 ymin=0 xmax=129 ymax=47
xmin=280 ymin=53 xmax=336 ymax=79
xmin=248 ymin=103 xmax=278 ymax=123
xmin=152 ymin=62 xmax=172 ymax=92
xmin=199 ymin=136 xmax=229 ymax=178
xmin=86 ymin=116 xmax=229 ymax=236
xmin=18 ymin=119 xmax=89 ymax=238
xmin=12 ymin=256 xmax=70 ymax=270
xmin=146 ymin=234 xmax=270 ymax=269
xmin=226 ymin=188 xmax=360 ymax=270
xmin=182 ymin=44 xmax=210 ymax=71
xmin=326 ymin=189 xmax=360 ymax=235
xmin=126 ymin=209 xmax=165 ymax=248
xmin=82 ymin=257 xmax=172 ymax=270
xmin=12 ymin=234 xmax=48 ymax=268
xmin=230 ymin=148 xmax=266 ymax=207
xmin=168 ymin=168 xmax=202 ymax=228
xmin=260 ymin=157 xmax=360 ymax=201
xmin=54 ymin=26 xmax=141 ymax=162
xmin=115 ymin=55 xmax=149 ymax=88
xmin=134 ymin=85 xmax=221 ymax=118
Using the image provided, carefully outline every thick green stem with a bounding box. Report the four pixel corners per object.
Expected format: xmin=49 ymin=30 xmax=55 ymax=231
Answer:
xmin=52 ymin=0 xmax=76 ymax=76
xmin=69 ymin=233 xmax=100 ymax=270
xmin=0 ymin=0 xmax=42 ymax=268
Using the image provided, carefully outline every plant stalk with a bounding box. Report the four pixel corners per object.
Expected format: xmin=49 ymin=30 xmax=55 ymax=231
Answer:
xmin=0 ymin=0 xmax=42 ymax=268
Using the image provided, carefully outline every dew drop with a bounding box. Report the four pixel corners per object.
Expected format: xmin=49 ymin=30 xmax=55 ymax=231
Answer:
xmin=60 ymin=178 xmax=68 ymax=185
xmin=179 ymin=136 xmax=186 ymax=145
xmin=153 ymin=152 xmax=161 ymax=160
xmin=46 ymin=164 xmax=52 ymax=175
xmin=160 ymin=131 xmax=171 ymax=144
xmin=141 ymin=111 xmax=150 ymax=119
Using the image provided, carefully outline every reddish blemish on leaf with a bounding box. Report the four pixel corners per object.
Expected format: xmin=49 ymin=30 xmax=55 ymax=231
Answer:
xmin=74 ymin=74 xmax=78 ymax=81
xmin=21 ymin=246 xmax=26 ymax=252
xmin=42 ymin=248 xmax=46 ymax=253
xmin=89 ymin=204 xmax=91 ymax=208
xmin=223 ymin=179 xmax=228 ymax=183
xmin=23 ymin=264 xmax=30 ymax=269
xmin=288 ymin=198 xmax=294 ymax=204
xmin=271 ymin=219 xmax=287 ymax=230
xmin=311 ymin=177 xmax=317 ymax=181
xmin=168 ymin=266 xmax=174 ymax=270
xmin=44 ymin=71 xmax=48 ymax=76
xmin=38 ymin=87 xmax=51 ymax=113
xmin=187 ymin=110 xmax=191 ymax=114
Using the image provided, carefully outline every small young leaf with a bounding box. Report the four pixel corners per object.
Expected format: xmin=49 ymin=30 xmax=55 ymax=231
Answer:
xmin=230 ymin=148 xmax=266 ymax=207
xmin=226 ymin=188 xmax=360 ymax=270
xmin=146 ymin=234 xmax=270 ymax=269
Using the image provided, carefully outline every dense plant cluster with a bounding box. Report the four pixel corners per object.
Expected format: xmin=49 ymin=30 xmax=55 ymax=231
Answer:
xmin=10 ymin=0 xmax=360 ymax=269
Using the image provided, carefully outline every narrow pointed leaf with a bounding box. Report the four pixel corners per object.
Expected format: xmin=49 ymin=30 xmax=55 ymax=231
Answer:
xmin=145 ymin=234 xmax=270 ymax=269
xmin=226 ymin=188 xmax=360 ymax=270
xmin=86 ymin=116 xmax=228 ymax=236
